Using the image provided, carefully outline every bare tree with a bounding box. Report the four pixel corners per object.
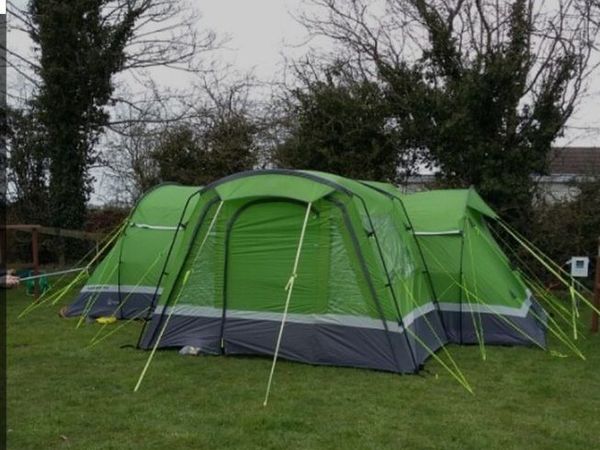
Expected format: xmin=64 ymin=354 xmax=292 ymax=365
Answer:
xmin=301 ymin=0 xmax=600 ymax=132
xmin=298 ymin=0 xmax=600 ymax=228
xmin=2 ymin=0 xmax=222 ymax=225
xmin=3 ymin=0 xmax=220 ymax=102
xmin=101 ymin=71 xmax=264 ymax=202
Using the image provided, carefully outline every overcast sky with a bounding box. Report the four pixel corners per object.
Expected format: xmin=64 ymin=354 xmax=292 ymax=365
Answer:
xmin=8 ymin=0 xmax=600 ymax=141
xmin=5 ymin=0 xmax=600 ymax=202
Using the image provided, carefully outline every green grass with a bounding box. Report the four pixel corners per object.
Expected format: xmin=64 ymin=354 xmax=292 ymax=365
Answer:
xmin=7 ymin=285 xmax=600 ymax=450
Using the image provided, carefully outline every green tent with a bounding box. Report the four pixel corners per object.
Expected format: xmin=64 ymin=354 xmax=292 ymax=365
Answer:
xmin=136 ymin=171 xmax=546 ymax=373
xmin=64 ymin=184 xmax=202 ymax=319
xmin=400 ymin=188 xmax=547 ymax=346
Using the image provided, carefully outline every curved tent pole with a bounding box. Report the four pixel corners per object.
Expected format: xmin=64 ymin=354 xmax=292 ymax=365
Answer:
xmin=353 ymin=195 xmax=418 ymax=371
xmin=355 ymin=185 xmax=469 ymax=386
xmin=139 ymin=196 xmax=221 ymax=346
xmin=326 ymin=197 xmax=404 ymax=372
xmin=357 ymin=181 xmax=450 ymax=339
xmin=202 ymin=169 xmax=354 ymax=197
xmin=135 ymin=188 xmax=207 ymax=348
xmin=140 ymin=171 xmax=367 ymax=350
xmin=219 ymin=198 xmax=316 ymax=353
xmin=107 ymin=186 xmax=177 ymax=321
xmin=263 ymin=202 xmax=312 ymax=407
xmin=395 ymin=198 xmax=450 ymax=339
xmin=134 ymin=200 xmax=224 ymax=393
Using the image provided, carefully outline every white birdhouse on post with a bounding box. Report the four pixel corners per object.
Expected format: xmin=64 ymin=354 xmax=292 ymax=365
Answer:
xmin=567 ymin=256 xmax=590 ymax=278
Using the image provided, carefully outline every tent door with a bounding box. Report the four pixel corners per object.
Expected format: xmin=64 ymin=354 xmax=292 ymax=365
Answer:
xmin=221 ymin=199 xmax=324 ymax=355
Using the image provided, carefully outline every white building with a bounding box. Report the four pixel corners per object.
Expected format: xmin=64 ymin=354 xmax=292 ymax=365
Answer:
xmin=399 ymin=147 xmax=600 ymax=202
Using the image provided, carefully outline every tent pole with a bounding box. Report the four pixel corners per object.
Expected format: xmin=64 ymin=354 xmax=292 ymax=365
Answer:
xmin=134 ymin=201 xmax=224 ymax=393
xmin=263 ymin=202 xmax=312 ymax=407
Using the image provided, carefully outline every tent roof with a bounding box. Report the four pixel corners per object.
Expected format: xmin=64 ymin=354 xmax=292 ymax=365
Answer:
xmin=204 ymin=170 xmax=395 ymax=206
xmin=132 ymin=184 xmax=202 ymax=226
xmin=401 ymin=188 xmax=497 ymax=232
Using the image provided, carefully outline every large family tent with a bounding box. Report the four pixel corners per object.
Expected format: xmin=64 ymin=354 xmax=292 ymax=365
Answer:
xmin=63 ymin=184 xmax=202 ymax=319
xmin=401 ymin=188 xmax=547 ymax=347
xmin=137 ymin=170 xmax=546 ymax=374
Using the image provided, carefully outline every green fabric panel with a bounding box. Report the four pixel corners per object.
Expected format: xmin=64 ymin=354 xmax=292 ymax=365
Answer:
xmin=466 ymin=188 xmax=497 ymax=219
xmin=214 ymin=174 xmax=335 ymax=202
xmin=159 ymin=192 xmax=399 ymax=323
xmin=417 ymin=236 xmax=463 ymax=304
xmin=402 ymin=189 xmax=496 ymax=232
xmin=462 ymin=218 xmax=526 ymax=307
xmin=326 ymin=211 xmax=371 ymax=317
xmin=372 ymin=214 xmax=415 ymax=281
xmin=402 ymin=190 xmax=470 ymax=232
xmin=339 ymin=196 xmax=399 ymax=321
xmin=118 ymin=227 xmax=171 ymax=286
xmin=132 ymin=185 xmax=201 ymax=226
xmin=368 ymin=212 xmax=424 ymax=316
xmin=86 ymin=244 xmax=120 ymax=285
xmin=155 ymin=194 xmax=222 ymax=307
xmin=403 ymin=188 xmax=527 ymax=309
xmin=177 ymin=209 xmax=221 ymax=308
xmin=84 ymin=184 xmax=201 ymax=291
xmin=345 ymin=179 xmax=435 ymax=315
xmin=121 ymin=185 xmax=202 ymax=288
xmin=377 ymin=195 xmax=436 ymax=315
xmin=225 ymin=200 xmax=328 ymax=314
xmin=348 ymin=185 xmax=432 ymax=317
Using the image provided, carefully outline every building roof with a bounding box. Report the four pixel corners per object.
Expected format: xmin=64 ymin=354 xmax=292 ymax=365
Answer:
xmin=548 ymin=147 xmax=600 ymax=176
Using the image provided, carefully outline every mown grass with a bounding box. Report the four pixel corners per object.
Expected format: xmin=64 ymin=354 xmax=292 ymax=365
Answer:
xmin=7 ymin=285 xmax=600 ymax=449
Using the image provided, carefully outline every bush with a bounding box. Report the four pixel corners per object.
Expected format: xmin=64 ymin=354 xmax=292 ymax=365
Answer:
xmin=530 ymin=177 xmax=600 ymax=288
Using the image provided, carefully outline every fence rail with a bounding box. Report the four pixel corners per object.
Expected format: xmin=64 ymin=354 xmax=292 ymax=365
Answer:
xmin=0 ymin=224 xmax=107 ymax=297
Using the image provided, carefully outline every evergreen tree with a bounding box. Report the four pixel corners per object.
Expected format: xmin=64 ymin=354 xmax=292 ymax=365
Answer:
xmin=28 ymin=0 xmax=143 ymax=229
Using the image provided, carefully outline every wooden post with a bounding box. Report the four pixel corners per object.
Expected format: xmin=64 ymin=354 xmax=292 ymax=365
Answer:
xmin=31 ymin=227 xmax=40 ymax=298
xmin=592 ymin=237 xmax=600 ymax=333
xmin=0 ymin=227 xmax=6 ymax=269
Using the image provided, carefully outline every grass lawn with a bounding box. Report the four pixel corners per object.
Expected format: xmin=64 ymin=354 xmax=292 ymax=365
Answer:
xmin=6 ymin=284 xmax=600 ymax=450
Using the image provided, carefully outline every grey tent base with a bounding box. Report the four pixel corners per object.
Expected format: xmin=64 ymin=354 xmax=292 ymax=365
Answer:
xmin=63 ymin=291 xmax=153 ymax=319
xmin=138 ymin=301 xmax=546 ymax=373
xmin=139 ymin=309 xmax=446 ymax=374
xmin=440 ymin=300 xmax=547 ymax=349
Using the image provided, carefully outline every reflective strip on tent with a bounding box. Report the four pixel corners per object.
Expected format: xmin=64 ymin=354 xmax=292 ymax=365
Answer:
xmin=153 ymin=295 xmax=534 ymax=332
xmin=81 ymin=285 xmax=163 ymax=295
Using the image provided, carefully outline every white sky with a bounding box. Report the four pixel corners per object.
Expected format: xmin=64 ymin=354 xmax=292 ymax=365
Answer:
xmin=201 ymin=0 xmax=308 ymax=80
xmin=5 ymin=0 xmax=600 ymax=203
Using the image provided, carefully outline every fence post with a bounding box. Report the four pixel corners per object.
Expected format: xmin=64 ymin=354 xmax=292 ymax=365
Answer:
xmin=592 ymin=237 xmax=600 ymax=333
xmin=32 ymin=227 xmax=40 ymax=298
